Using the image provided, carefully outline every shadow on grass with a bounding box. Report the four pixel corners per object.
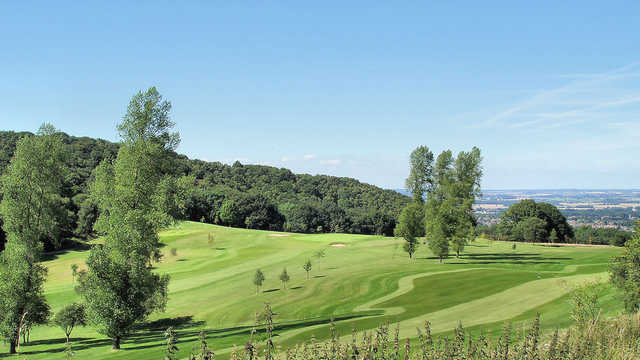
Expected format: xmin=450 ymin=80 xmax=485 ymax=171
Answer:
xmin=313 ymin=275 xmax=327 ymax=278
xmin=263 ymin=288 xmax=280 ymax=293
xmin=2 ymin=313 xmax=375 ymax=357
xmin=41 ymin=241 xmax=93 ymax=261
xmin=418 ymin=252 xmax=572 ymax=265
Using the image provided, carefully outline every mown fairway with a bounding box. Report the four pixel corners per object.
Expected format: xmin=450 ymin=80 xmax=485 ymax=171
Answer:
xmin=5 ymin=222 xmax=623 ymax=359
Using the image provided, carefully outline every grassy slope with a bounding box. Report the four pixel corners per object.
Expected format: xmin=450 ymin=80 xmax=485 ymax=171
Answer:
xmin=4 ymin=222 xmax=623 ymax=359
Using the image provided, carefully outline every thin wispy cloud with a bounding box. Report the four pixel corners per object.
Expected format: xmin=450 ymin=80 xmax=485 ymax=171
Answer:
xmin=320 ymin=159 xmax=342 ymax=165
xmin=303 ymin=154 xmax=316 ymax=160
xmin=479 ymin=62 xmax=640 ymax=130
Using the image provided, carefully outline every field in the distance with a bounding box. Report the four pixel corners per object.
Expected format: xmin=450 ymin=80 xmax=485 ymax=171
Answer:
xmin=5 ymin=222 xmax=623 ymax=359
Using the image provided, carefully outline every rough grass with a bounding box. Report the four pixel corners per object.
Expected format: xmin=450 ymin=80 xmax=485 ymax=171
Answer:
xmin=3 ymin=221 xmax=623 ymax=359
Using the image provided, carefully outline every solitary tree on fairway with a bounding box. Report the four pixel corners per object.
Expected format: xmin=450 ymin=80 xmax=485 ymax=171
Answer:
xmin=303 ymin=260 xmax=312 ymax=279
xmin=53 ymin=303 xmax=87 ymax=342
xmin=254 ymin=269 xmax=265 ymax=294
xmin=0 ymin=124 xmax=67 ymax=353
xmin=79 ymin=87 xmax=178 ymax=349
xmin=279 ymin=268 xmax=290 ymax=289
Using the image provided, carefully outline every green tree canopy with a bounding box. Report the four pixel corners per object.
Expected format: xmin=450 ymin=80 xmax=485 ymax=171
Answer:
xmin=394 ymin=202 xmax=425 ymax=258
xmin=53 ymin=303 xmax=87 ymax=342
xmin=499 ymin=200 xmax=573 ymax=242
xmin=405 ymin=146 xmax=434 ymax=203
xmin=79 ymin=88 xmax=178 ymax=349
xmin=609 ymin=222 xmax=640 ymax=313
xmin=0 ymin=124 xmax=67 ymax=353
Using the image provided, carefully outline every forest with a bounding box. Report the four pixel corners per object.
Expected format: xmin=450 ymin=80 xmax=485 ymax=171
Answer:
xmin=0 ymin=130 xmax=409 ymax=251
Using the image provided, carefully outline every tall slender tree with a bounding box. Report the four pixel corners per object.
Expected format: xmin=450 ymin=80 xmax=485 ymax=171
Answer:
xmin=394 ymin=203 xmax=425 ymax=258
xmin=78 ymin=87 xmax=179 ymax=349
xmin=405 ymin=146 xmax=434 ymax=203
xmin=0 ymin=125 xmax=68 ymax=353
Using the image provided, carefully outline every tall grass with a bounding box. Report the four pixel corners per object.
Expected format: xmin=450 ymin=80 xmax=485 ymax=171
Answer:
xmin=215 ymin=311 xmax=640 ymax=360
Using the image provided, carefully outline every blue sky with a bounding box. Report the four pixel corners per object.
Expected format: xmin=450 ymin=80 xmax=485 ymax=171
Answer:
xmin=1 ymin=1 xmax=639 ymax=189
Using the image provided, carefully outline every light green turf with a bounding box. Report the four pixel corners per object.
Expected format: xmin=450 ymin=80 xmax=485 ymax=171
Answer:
xmin=5 ymin=222 xmax=623 ymax=359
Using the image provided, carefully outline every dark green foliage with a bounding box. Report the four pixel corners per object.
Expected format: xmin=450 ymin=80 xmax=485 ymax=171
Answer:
xmin=514 ymin=216 xmax=548 ymax=243
xmin=53 ymin=303 xmax=87 ymax=342
xmin=499 ymin=200 xmax=573 ymax=242
xmin=0 ymin=128 xmax=409 ymax=239
xmin=574 ymin=225 xmax=632 ymax=246
xmin=609 ymin=222 xmax=640 ymax=313
xmin=394 ymin=203 xmax=425 ymax=258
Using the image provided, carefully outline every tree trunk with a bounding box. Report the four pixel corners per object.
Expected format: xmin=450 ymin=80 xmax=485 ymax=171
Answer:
xmin=456 ymin=250 xmax=460 ymax=259
xmin=9 ymin=339 xmax=16 ymax=354
xmin=112 ymin=336 xmax=121 ymax=350
xmin=439 ymin=257 xmax=443 ymax=264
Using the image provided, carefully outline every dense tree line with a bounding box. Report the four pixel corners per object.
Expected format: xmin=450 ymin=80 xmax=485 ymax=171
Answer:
xmin=0 ymin=131 xmax=409 ymax=247
xmin=573 ymin=225 xmax=632 ymax=246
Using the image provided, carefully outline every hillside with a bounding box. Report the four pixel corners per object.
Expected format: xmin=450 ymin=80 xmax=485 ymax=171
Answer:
xmin=8 ymin=221 xmax=622 ymax=359
xmin=0 ymin=130 xmax=410 ymax=248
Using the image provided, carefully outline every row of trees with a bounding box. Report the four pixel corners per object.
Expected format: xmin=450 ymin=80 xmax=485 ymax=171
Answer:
xmin=0 ymin=87 xmax=182 ymax=353
xmin=254 ymin=259 xmax=315 ymax=294
xmin=395 ymin=146 xmax=483 ymax=262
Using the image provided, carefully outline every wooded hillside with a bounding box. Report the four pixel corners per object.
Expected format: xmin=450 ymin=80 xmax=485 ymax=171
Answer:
xmin=0 ymin=130 xmax=409 ymax=249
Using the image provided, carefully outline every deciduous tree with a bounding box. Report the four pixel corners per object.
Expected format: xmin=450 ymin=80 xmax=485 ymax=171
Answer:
xmin=303 ymin=260 xmax=312 ymax=280
xmin=0 ymin=124 xmax=66 ymax=353
xmin=79 ymin=87 xmax=178 ymax=349
xmin=53 ymin=303 xmax=87 ymax=342
xmin=254 ymin=269 xmax=265 ymax=294
xmin=394 ymin=203 xmax=424 ymax=258
xmin=279 ymin=268 xmax=290 ymax=289
xmin=610 ymin=222 xmax=640 ymax=313
xmin=405 ymin=146 xmax=434 ymax=203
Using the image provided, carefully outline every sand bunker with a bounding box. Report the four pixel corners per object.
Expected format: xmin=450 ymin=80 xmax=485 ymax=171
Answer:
xmin=330 ymin=243 xmax=346 ymax=247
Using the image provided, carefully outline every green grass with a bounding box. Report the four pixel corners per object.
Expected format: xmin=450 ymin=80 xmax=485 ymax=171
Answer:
xmin=4 ymin=221 xmax=623 ymax=359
